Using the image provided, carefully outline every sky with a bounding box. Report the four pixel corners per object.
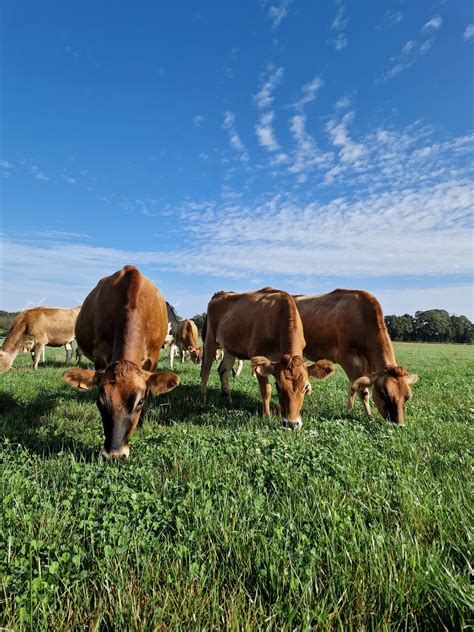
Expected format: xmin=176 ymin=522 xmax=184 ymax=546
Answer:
xmin=1 ymin=0 xmax=473 ymax=319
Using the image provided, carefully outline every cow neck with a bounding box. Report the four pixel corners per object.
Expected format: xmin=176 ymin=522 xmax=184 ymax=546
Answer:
xmin=367 ymin=309 xmax=397 ymax=371
xmin=278 ymin=295 xmax=303 ymax=357
xmin=2 ymin=314 xmax=27 ymax=354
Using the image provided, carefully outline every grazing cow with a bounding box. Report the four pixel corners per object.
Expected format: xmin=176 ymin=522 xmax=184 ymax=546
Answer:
xmin=294 ymin=290 xmax=419 ymax=426
xmin=0 ymin=307 xmax=81 ymax=373
xmin=169 ymin=319 xmax=203 ymax=369
xmin=200 ymin=288 xmax=335 ymax=429
xmin=62 ymin=266 xmax=180 ymax=458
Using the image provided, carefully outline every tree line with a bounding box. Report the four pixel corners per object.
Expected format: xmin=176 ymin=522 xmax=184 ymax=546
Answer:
xmin=384 ymin=309 xmax=473 ymax=344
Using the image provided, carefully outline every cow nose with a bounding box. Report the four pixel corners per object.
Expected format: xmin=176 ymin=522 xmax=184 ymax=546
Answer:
xmin=101 ymin=445 xmax=130 ymax=459
xmin=281 ymin=417 xmax=302 ymax=430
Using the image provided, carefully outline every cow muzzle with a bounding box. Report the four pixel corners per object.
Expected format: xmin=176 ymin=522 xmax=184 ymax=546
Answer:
xmin=101 ymin=445 xmax=130 ymax=459
xmin=281 ymin=417 xmax=302 ymax=430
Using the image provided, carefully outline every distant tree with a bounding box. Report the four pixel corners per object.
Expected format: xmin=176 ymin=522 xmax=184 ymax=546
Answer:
xmin=415 ymin=309 xmax=452 ymax=342
xmin=384 ymin=309 xmax=472 ymax=343
xmin=450 ymin=314 xmax=474 ymax=343
xmin=191 ymin=313 xmax=207 ymax=333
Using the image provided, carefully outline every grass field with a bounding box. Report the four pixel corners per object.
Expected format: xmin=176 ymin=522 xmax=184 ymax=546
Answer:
xmin=1 ymin=343 xmax=473 ymax=630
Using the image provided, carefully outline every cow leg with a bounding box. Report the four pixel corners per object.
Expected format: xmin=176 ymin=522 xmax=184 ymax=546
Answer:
xmin=169 ymin=342 xmax=176 ymax=370
xmin=347 ymin=382 xmax=357 ymax=411
xmin=256 ymin=374 xmax=272 ymax=416
xmin=218 ymin=352 xmax=235 ymax=402
xmin=32 ymin=343 xmax=45 ymax=369
xmin=357 ymin=389 xmax=374 ymax=420
xmin=200 ymin=340 xmax=218 ymax=402
xmin=75 ymin=346 xmax=83 ymax=365
xmin=232 ymin=359 xmax=244 ymax=378
xmin=65 ymin=342 xmax=73 ymax=366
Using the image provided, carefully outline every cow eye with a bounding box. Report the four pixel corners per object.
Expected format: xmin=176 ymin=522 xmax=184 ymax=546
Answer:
xmin=136 ymin=397 xmax=145 ymax=408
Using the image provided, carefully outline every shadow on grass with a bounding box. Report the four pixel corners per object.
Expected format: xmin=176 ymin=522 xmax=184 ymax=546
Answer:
xmin=0 ymin=388 xmax=97 ymax=460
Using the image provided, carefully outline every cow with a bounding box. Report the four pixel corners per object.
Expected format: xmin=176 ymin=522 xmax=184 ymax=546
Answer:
xmin=62 ymin=266 xmax=180 ymax=458
xmin=0 ymin=306 xmax=81 ymax=373
xmin=294 ymin=289 xmax=419 ymax=426
xmin=200 ymin=288 xmax=335 ymax=429
xmin=169 ymin=319 xmax=203 ymax=369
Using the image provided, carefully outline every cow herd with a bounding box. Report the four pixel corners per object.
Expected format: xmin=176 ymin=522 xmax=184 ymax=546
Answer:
xmin=1 ymin=265 xmax=418 ymax=458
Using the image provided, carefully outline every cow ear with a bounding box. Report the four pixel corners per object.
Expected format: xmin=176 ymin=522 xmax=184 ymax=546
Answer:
xmin=307 ymin=360 xmax=336 ymax=380
xmin=352 ymin=375 xmax=372 ymax=392
xmin=147 ymin=370 xmax=180 ymax=395
xmin=63 ymin=368 xmax=98 ymax=391
xmin=407 ymin=373 xmax=419 ymax=385
xmin=250 ymin=356 xmax=275 ymax=377
xmin=187 ymin=345 xmax=193 ymax=351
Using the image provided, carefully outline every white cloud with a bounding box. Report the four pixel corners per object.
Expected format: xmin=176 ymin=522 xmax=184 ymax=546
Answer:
xmin=292 ymin=75 xmax=323 ymax=111
xmin=0 ymin=160 xmax=14 ymax=169
xmin=463 ymin=24 xmax=474 ymax=41
xmin=254 ymin=66 xmax=284 ymax=109
xmin=422 ymin=16 xmax=442 ymax=32
xmin=223 ymin=111 xmax=249 ymax=161
xmin=31 ymin=165 xmax=49 ymax=181
xmin=199 ymin=152 xmax=209 ymax=161
xmin=255 ymin=111 xmax=280 ymax=152
xmin=267 ymin=1 xmax=292 ymax=30
xmin=288 ymin=114 xmax=333 ymax=178
xmin=326 ymin=112 xmax=367 ymax=164
xmin=193 ymin=115 xmax=205 ymax=127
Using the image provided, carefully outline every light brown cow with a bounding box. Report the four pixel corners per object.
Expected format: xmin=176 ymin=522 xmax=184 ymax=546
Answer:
xmin=0 ymin=307 xmax=81 ymax=373
xmin=169 ymin=319 xmax=203 ymax=369
xmin=294 ymin=289 xmax=419 ymax=426
xmin=200 ymin=288 xmax=335 ymax=429
xmin=62 ymin=266 xmax=180 ymax=458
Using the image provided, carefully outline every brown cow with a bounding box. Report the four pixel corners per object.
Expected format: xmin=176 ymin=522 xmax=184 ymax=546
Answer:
xmin=200 ymin=288 xmax=335 ymax=429
xmin=169 ymin=319 xmax=203 ymax=369
xmin=0 ymin=307 xmax=81 ymax=373
xmin=62 ymin=266 xmax=180 ymax=458
xmin=294 ymin=290 xmax=419 ymax=426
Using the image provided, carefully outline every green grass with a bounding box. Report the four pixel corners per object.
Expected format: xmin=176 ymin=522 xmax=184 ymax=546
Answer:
xmin=1 ymin=343 xmax=473 ymax=630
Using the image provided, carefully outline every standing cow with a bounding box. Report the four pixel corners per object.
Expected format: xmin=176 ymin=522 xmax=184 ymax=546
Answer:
xmin=0 ymin=306 xmax=81 ymax=373
xmin=169 ymin=319 xmax=203 ymax=369
xmin=200 ymin=288 xmax=335 ymax=429
xmin=294 ymin=289 xmax=419 ymax=426
xmin=62 ymin=266 xmax=180 ymax=458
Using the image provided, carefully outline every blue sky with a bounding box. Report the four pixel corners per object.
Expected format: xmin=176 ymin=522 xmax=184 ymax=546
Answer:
xmin=1 ymin=0 xmax=473 ymax=318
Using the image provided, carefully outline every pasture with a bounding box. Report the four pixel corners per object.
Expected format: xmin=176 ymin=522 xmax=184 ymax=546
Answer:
xmin=1 ymin=343 xmax=472 ymax=630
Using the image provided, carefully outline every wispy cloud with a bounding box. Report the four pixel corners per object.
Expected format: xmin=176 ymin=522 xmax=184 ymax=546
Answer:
xmin=255 ymin=111 xmax=280 ymax=152
xmin=223 ymin=111 xmax=249 ymax=161
xmin=422 ymin=16 xmax=443 ymax=32
xmin=291 ymin=75 xmax=323 ymax=111
xmin=193 ymin=114 xmax=205 ymax=127
xmin=0 ymin=160 xmax=14 ymax=169
xmin=266 ymin=0 xmax=292 ymax=31
xmin=330 ymin=1 xmax=348 ymax=50
xmin=463 ymin=24 xmax=474 ymax=41
xmin=288 ymin=114 xmax=333 ymax=182
xmin=31 ymin=165 xmax=49 ymax=182
xmin=335 ymin=95 xmax=351 ymax=110
xmin=254 ymin=66 xmax=284 ymax=109
xmin=326 ymin=112 xmax=367 ymax=165
xmin=382 ymin=14 xmax=443 ymax=81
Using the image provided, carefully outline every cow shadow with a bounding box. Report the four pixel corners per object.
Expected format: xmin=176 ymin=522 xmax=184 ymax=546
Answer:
xmin=0 ymin=388 xmax=97 ymax=460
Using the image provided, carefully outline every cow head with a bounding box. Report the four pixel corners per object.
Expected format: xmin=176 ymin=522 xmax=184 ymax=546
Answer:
xmin=353 ymin=366 xmax=418 ymax=426
xmin=0 ymin=350 xmax=15 ymax=374
xmin=63 ymin=360 xmax=180 ymax=458
xmin=188 ymin=345 xmax=203 ymax=365
xmin=251 ymin=355 xmax=335 ymax=429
